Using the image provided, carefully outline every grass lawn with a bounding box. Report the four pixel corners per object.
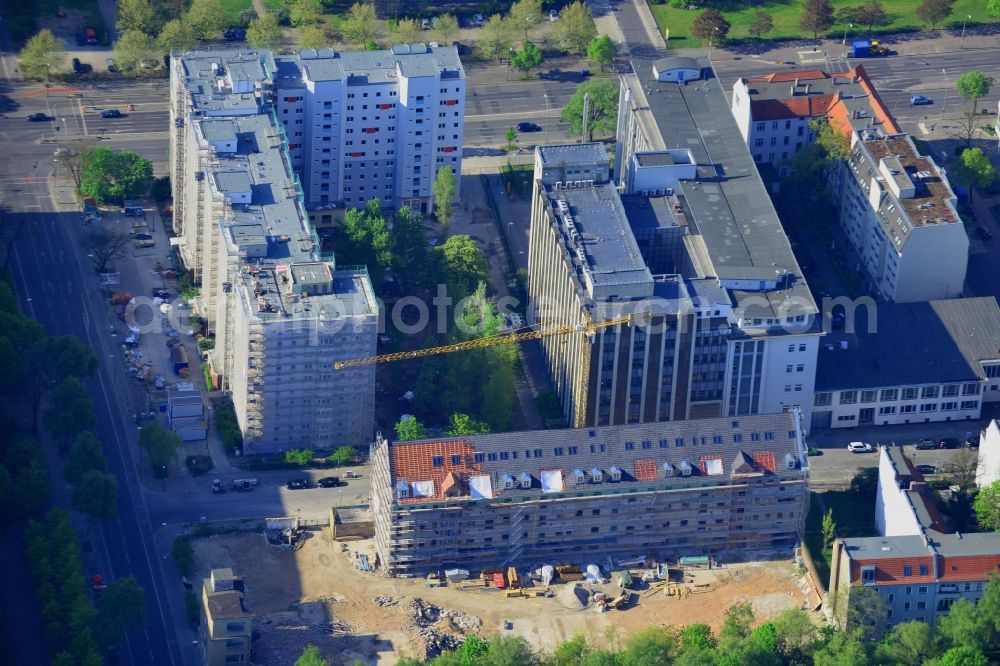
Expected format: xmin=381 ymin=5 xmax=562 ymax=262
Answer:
xmin=219 ymin=0 xmax=254 ymax=24
xmin=649 ymin=0 xmax=997 ymax=48
xmin=804 ymin=489 xmax=878 ymax=589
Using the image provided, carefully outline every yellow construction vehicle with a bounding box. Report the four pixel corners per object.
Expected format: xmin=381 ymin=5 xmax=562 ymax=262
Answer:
xmin=334 ymin=312 xmax=650 ymax=428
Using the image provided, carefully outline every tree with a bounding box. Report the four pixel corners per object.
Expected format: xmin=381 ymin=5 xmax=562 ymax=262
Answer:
xmin=990 ymin=0 xmax=1000 ymax=17
xmin=435 ymin=235 xmax=487 ymax=302
xmin=246 ymin=13 xmax=283 ymax=49
xmin=340 ymin=2 xmax=382 ymax=47
xmin=118 ymin=0 xmax=160 ymax=35
xmin=771 ymin=609 xmax=817 ymax=658
xmin=445 ymin=413 xmax=491 ymax=436
xmin=299 ymin=26 xmax=328 ymax=50
xmin=477 ymin=14 xmax=513 ymax=60
xmin=341 ymin=198 xmax=392 ymax=285
xmin=881 ymin=621 xmax=936 ymax=666
xmin=432 ymin=165 xmax=457 ymax=228
xmin=953 ymin=148 xmax=996 ymax=202
xmin=851 ymin=0 xmax=891 ymax=34
xmin=944 ymin=445 xmax=983 ymax=493
xmin=184 ymin=0 xmax=226 ymax=39
xmin=13 ymin=460 xmax=49 ymax=516
xmin=508 ymin=0 xmax=542 ymax=43
xmin=295 ymin=644 xmax=328 ymax=666
xmin=64 ymin=432 xmax=107 ymax=486
xmin=800 ymin=0 xmax=835 ymax=39
xmin=975 ymin=480 xmax=1000 ymax=531
xmin=938 ymin=598 xmax=988 ymax=652
xmin=284 ymin=449 xmax=314 ymax=465
xmin=559 ymin=79 xmax=618 ymax=141
xmin=390 ymin=205 xmax=429 ymax=292
xmin=290 ymin=0 xmax=323 ymax=27
xmin=679 ymin=624 xmax=716 ymax=650
xmin=511 ymin=41 xmax=543 ymax=73
xmin=237 ymin=8 xmax=258 ymax=28
xmin=690 ymin=8 xmax=730 ymax=43
xmin=553 ymin=1 xmax=596 ymax=55
xmin=957 ymin=71 xmax=995 ymax=117
xmin=19 ymin=29 xmax=66 ymax=80
xmin=937 ymin=646 xmax=989 ymax=666
xmin=97 ymin=576 xmax=145 ymax=648
xmin=138 ymin=422 xmax=182 ymax=473
xmin=44 ymin=337 xmax=99 ymax=382
xmin=619 ymin=625 xmax=675 ymax=665
xmin=586 ymin=35 xmax=617 ymax=71
xmin=43 ymin=377 xmax=95 ymax=451
xmin=114 ymin=30 xmax=156 ymax=73
xmin=846 ymin=586 xmax=888 ymax=643
xmin=72 ymin=470 xmax=118 ymax=523
xmin=747 ymin=11 xmax=774 ymax=39
xmin=394 ymin=18 xmax=422 ymax=44
xmin=813 ymin=630 xmax=869 ymax=666
xmin=327 ymin=445 xmax=355 ymax=467
xmin=157 ymin=19 xmax=199 ymax=51
xmin=505 ymin=126 xmax=517 ymax=151
xmin=434 ymin=14 xmax=458 ymax=45
xmin=83 ymin=228 xmax=131 ymax=273
xmin=916 ymin=0 xmax=955 ymax=29
xmin=79 ymin=146 xmax=153 ymax=205
xmin=850 ymin=466 xmax=878 ymax=502
xmin=395 ymin=415 xmax=426 ymax=441
xmin=822 ymin=508 xmax=837 ymax=547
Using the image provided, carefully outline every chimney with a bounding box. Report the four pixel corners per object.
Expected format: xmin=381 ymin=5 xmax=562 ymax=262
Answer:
xmin=805 ymin=83 xmax=811 ymax=94
xmin=794 ymin=78 xmax=800 ymax=87
xmin=791 ymin=84 xmax=796 ymax=96
xmin=909 ymin=481 xmax=927 ymax=493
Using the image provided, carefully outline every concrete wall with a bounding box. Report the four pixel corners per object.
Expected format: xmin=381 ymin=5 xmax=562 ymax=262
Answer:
xmin=892 ymin=222 xmax=968 ymax=303
xmin=875 ymin=447 xmax=921 ymax=537
xmin=977 ymin=420 xmax=1000 ymax=488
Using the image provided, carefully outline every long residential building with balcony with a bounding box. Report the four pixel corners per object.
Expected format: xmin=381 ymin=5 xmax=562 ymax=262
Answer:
xmin=169 ymin=50 xmax=378 ymax=453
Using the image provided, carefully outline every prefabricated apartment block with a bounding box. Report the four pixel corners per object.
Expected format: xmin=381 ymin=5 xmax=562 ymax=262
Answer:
xmin=371 ymin=411 xmax=809 ymax=576
xmin=170 ymin=50 xmax=379 ymax=452
xmin=527 ymin=56 xmax=821 ymax=430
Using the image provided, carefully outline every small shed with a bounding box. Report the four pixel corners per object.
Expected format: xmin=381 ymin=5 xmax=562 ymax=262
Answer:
xmin=651 ymin=56 xmax=702 ymax=83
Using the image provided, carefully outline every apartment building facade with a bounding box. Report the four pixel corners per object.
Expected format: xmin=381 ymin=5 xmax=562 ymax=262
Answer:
xmin=273 ymin=44 xmax=465 ymax=219
xmin=810 ymin=297 xmax=1000 ymax=430
xmin=371 ymin=412 xmax=809 ymax=576
xmin=199 ymin=568 xmax=253 ymax=666
xmin=827 ymin=446 xmax=1000 ymax=631
xmin=170 ymin=50 xmax=379 ymax=452
xmin=527 ymin=57 xmax=820 ymax=430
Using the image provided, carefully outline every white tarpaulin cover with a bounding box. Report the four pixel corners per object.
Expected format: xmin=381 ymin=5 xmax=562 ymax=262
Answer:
xmin=541 ymin=469 xmax=563 ymax=493
xmin=411 ymin=480 xmax=435 ymax=497
xmin=540 ymin=565 xmax=554 ymax=587
xmin=584 ymin=564 xmax=603 ymax=584
xmin=705 ymin=458 xmax=724 ymax=476
xmin=469 ymin=474 xmax=493 ymax=500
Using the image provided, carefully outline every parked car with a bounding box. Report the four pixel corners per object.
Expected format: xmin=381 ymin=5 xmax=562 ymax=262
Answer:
xmin=26 ymin=112 xmax=50 ymax=122
xmin=101 ymin=109 xmax=122 ymax=118
xmin=938 ymin=437 xmax=961 ymax=449
xmin=847 ymin=441 xmax=873 ymax=453
xmin=966 ymin=435 xmax=980 ymax=449
xmin=317 ymin=476 xmax=341 ymax=488
xmin=517 ymin=122 xmax=542 ymax=132
xmin=421 ymin=18 xmax=430 ymax=30
xmin=550 ymin=9 xmax=559 ymax=21
xmin=473 ymin=13 xmax=484 ymax=26
xmin=151 ymin=288 xmax=171 ymax=298
xmin=910 ymin=95 xmax=932 ymax=106
xmin=211 ymin=479 xmax=226 ymax=494
xmin=914 ymin=438 xmax=937 ymax=450
xmin=286 ymin=478 xmax=310 ymax=490
xmin=915 ymin=464 xmax=938 ymax=475
xmin=975 ymin=226 xmax=992 ymax=240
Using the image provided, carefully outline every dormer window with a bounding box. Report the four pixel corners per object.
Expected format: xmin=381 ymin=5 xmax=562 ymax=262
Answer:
xmin=663 ymin=462 xmax=675 ymax=477
xmin=574 ymin=468 xmax=586 ymax=484
xmin=501 ymin=474 xmax=514 ymax=490
xmin=785 ymin=453 xmax=797 ymax=470
xmin=396 ymin=479 xmax=410 ymax=499
xmin=518 ymin=472 xmax=532 ymax=489
xmin=591 ymin=468 xmax=603 ymax=483
xmin=679 ymin=460 xmax=693 ymax=477
xmin=609 ymin=466 xmax=622 ymax=482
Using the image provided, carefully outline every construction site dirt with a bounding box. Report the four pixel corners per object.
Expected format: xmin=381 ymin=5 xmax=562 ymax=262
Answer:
xmin=192 ymin=532 xmax=809 ymax=664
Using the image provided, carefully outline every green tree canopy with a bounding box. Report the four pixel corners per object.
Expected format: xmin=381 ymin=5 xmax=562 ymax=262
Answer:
xmin=79 ymin=146 xmax=153 ymax=205
xmin=511 ymin=41 xmax=543 ymax=73
xmin=432 ymin=165 xmax=458 ymax=228
xmin=114 ymin=29 xmax=157 ymax=73
xmin=340 ymin=2 xmax=382 ymax=46
xmin=247 ymin=13 xmax=283 ymax=49
xmin=299 ymin=26 xmax=329 ymax=50
xmin=975 ymin=480 xmax=1000 ymax=531
xmin=43 ymin=377 xmax=95 ymax=451
xmin=157 ymin=19 xmax=199 ymax=51
xmin=800 ymin=0 xmax=835 ymax=38
xmin=434 ymin=235 xmax=487 ymax=303
xmin=284 ymin=449 xmax=314 ymax=465
xmin=72 ymin=470 xmax=118 ymax=523
xmin=586 ymin=35 xmax=617 ymax=71
xmin=289 ymin=0 xmax=323 ymax=27
xmin=64 ymin=432 xmax=108 ymax=486
xmin=953 ymin=147 xmax=996 ymax=201
xmin=553 ymin=1 xmax=596 ymax=55
xmin=690 ymin=8 xmax=731 ymax=42
xmin=13 ymin=460 xmax=50 ymax=516
xmin=619 ymin=625 xmax=676 ymax=665
xmin=937 ymin=646 xmax=989 ymax=666
xmin=184 ymin=0 xmax=226 ymax=39
xmin=880 ymin=620 xmax=936 ymax=666
xmin=989 ymin=0 xmax=1000 ymax=17
xmin=97 ymin=576 xmax=145 ymax=647
xmin=341 ymin=198 xmax=392 ymax=285
xmin=395 ymin=415 xmax=426 ymax=441
xmin=559 ymin=79 xmax=619 ymax=141
xmin=394 ymin=18 xmax=423 ymax=44
xmin=916 ymin=0 xmax=955 ymax=29
xmin=507 ymin=0 xmax=542 ymax=43
xmin=434 ymin=14 xmax=459 ymax=45
xmin=956 ymin=71 xmax=995 ymax=115
xmin=327 ymin=445 xmax=355 ymax=466
xmin=138 ymin=422 xmax=182 ymax=472
xmin=748 ymin=11 xmax=775 ymax=39
xmin=476 ymin=14 xmax=513 ymax=60
xmin=445 ymin=413 xmax=491 ymax=436
xmin=19 ymin=29 xmax=66 ymax=80
xmin=295 ymin=644 xmax=328 ymax=666
xmin=118 ymin=0 xmax=161 ymax=35
xmin=391 ymin=206 xmax=429 ymax=292
xmin=848 ymin=0 xmax=892 ymax=34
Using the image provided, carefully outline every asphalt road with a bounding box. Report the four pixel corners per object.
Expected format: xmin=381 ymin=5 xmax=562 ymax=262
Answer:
xmin=465 ymin=75 xmax=580 ymax=147
xmin=1 ymin=107 xmax=181 ymax=663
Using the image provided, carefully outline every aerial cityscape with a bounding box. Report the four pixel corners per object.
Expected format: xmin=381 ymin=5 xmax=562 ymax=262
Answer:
xmin=1 ymin=0 xmax=999 ymax=664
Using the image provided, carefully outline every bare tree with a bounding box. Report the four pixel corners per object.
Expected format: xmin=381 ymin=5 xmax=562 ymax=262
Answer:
xmin=84 ymin=228 xmax=131 ymax=273
xmin=944 ymin=447 xmax=982 ymax=494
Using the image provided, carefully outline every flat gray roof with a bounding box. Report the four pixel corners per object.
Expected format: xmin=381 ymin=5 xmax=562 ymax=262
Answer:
xmin=816 ymin=297 xmax=1000 ymax=391
xmin=623 ymin=58 xmax=816 ymax=317
xmin=538 ymin=143 xmax=608 ymax=165
xmin=278 ymin=44 xmax=466 ymax=85
xmin=214 ymin=170 xmax=252 ymax=194
xmin=201 ymin=119 xmax=237 ymax=142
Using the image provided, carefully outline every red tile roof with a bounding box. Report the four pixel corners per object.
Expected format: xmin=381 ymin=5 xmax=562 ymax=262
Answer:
xmin=938 ymin=555 xmax=1000 ymax=582
xmin=851 ymin=556 xmax=936 ymax=584
xmin=752 ymin=451 xmax=776 ymax=473
xmin=748 ymin=70 xmax=831 ymax=84
xmin=634 ymin=458 xmax=657 ymax=481
xmin=750 ymin=94 xmax=839 ymax=122
xmin=390 ymin=439 xmax=484 ymax=504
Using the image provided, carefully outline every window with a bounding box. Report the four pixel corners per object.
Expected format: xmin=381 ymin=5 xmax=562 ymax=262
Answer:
xmin=903 ymin=566 xmax=912 ymax=577
xmin=879 ymin=406 xmax=896 ymax=415
xmin=942 ymin=384 xmax=959 ymax=397
xmin=861 ymin=390 xmax=876 ymax=403
xmin=902 ymin=387 xmax=918 ymax=400
xmin=624 ymin=441 xmax=635 ymax=451
xmin=880 ymin=388 xmax=898 ymax=401
xmin=917 ymin=601 xmax=926 ymax=610
xmin=554 ymin=447 xmax=563 ymax=456
xmin=963 ymin=383 xmax=981 ymax=396
xmin=226 ymin=622 xmax=245 ymax=632
xmin=961 ymin=400 xmax=979 ymax=410
xmin=861 ymin=567 xmax=876 ymax=584
xmin=919 ymin=566 xmax=928 ymax=577
xmin=733 ymin=434 xmax=742 ymax=443
xmin=942 ymin=402 xmax=958 ymax=411
xmin=815 ymin=392 xmax=832 ymax=407
xmin=840 ymin=391 xmax=858 ymax=405
xmin=901 ymin=405 xmax=916 ymax=414
xmin=432 ymin=456 xmax=444 ymax=467
xmin=568 ymin=446 xmax=578 ymax=455
xmin=919 ymin=403 xmax=938 ymax=413
xmin=921 ymin=386 xmax=939 ymax=399
xmin=474 ymin=453 xmax=485 ymax=463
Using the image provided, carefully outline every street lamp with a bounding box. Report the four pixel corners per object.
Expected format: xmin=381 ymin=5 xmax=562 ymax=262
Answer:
xmin=708 ymin=26 xmax=720 ymax=60
xmin=543 ymin=93 xmax=551 ymax=146
xmin=942 ymin=68 xmax=949 ymax=116
xmin=960 ymin=15 xmax=972 ymax=49
xmin=504 ymin=47 xmax=514 ymax=81
xmin=842 ymin=23 xmax=853 ymax=45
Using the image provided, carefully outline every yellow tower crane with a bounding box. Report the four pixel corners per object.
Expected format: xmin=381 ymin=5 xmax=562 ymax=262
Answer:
xmin=333 ymin=312 xmax=649 ymax=428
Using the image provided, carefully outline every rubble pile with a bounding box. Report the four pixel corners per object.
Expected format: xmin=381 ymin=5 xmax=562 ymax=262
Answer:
xmin=371 ymin=595 xmax=398 ymax=607
xmin=413 ymin=627 xmax=464 ymax=659
xmin=403 ymin=597 xmax=442 ymax=626
xmin=440 ymin=608 xmax=483 ymax=632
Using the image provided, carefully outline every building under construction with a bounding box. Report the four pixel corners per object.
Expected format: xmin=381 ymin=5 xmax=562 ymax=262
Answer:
xmin=371 ymin=411 xmax=809 ymax=576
